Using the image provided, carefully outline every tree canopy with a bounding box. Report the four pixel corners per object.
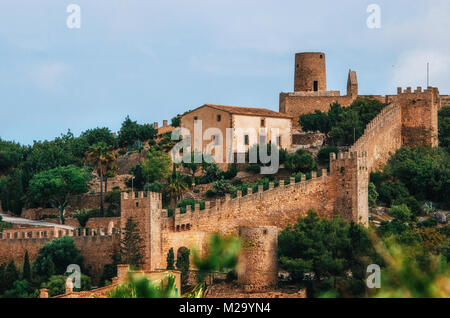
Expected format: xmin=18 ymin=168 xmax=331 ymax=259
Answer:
xmin=299 ymin=98 xmax=387 ymax=146
xmin=28 ymin=165 xmax=91 ymax=223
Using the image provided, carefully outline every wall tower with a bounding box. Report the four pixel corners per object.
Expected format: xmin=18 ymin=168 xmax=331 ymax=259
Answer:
xmin=294 ymin=52 xmax=327 ymax=92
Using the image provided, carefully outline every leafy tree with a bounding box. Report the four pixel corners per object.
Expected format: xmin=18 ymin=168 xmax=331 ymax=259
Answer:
xmin=80 ymin=127 xmax=116 ymax=148
xmin=299 ymin=110 xmax=331 ymax=135
xmin=317 ymin=146 xmax=339 ymax=165
xmin=278 ymin=210 xmax=377 ymax=297
xmin=368 ymin=182 xmax=379 ymax=208
xmin=20 ymin=135 xmax=83 ymax=177
xmin=85 ymin=142 xmax=117 ymax=217
xmin=212 ymin=179 xmax=236 ymax=196
xmin=389 ymin=204 xmax=412 ymax=223
xmin=371 ymin=235 xmax=450 ymax=298
xmin=0 ymin=139 xmax=23 ymax=174
xmin=2 ymin=279 xmax=38 ymax=298
xmin=377 ymin=181 xmax=410 ymax=207
xmin=28 ymin=165 xmax=91 ymax=224
xmin=379 ymin=147 xmax=450 ymax=208
xmin=299 ymin=98 xmax=387 ymax=146
xmin=32 ymin=236 xmax=83 ymax=282
xmin=0 ymin=215 xmax=12 ymax=232
xmin=0 ymin=169 xmax=24 ymax=215
xmin=43 ymin=274 xmax=91 ymax=297
xmin=198 ymin=163 xmax=224 ymax=184
xmin=108 ymin=273 xmax=178 ymax=298
xmin=118 ymin=116 xmax=157 ymax=148
xmin=284 ymin=149 xmax=317 ymax=174
xmin=438 ymin=106 xmax=450 ymax=151
xmin=143 ymin=149 xmax=172 ymax=184
xmin=171 ymin=115 xmax=181 ymax=127
xmin=22 ymin=250 xmax=31 ymax=282
xmin=120 ymin=217 xmax=145 ymax=269
xmin=166 ymin=248 xmax=175 ymax=270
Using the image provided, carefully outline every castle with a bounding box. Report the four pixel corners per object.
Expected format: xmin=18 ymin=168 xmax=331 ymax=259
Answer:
xmin=0 ymin=52 xmax=443 ymax=292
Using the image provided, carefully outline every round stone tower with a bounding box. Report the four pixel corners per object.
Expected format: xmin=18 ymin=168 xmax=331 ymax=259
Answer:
xmin=237 ymin=226 xmax=278 ymax=291
xmin=294 ymin=52 xmax=327 ymax=92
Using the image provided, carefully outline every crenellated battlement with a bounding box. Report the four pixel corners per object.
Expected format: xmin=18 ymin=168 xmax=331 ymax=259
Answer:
xmin=171 ymin=169 xmax=331 ymax=232
xmin=121 ymin=191 xmax=162 ymax=201
xmin=0 ymin=226 xmax=119 ymax=242
xmin=396 ymin=86 xmax=439 ymax=96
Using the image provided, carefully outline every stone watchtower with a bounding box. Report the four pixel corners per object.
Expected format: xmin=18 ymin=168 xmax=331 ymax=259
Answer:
xmin=294 ymin=52 xmax=327 ymax=92
xmin=237 ymin=226 xmax=278 ymax=291
xmin=120 ymin=191 xmax=164 ymax=271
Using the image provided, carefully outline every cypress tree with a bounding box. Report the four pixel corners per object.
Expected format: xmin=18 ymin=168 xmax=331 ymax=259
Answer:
xmin=4 ymin=260 xmax=19 ymax=291
xmin=22 ymin=250 xmax=31 ymax=281
xmin=166 ymin=248 xmax=175 ymax=270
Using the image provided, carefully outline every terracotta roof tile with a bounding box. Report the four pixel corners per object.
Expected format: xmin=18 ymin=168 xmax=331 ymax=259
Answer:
xmin=202 ymin=104 xmax=293 ymax=119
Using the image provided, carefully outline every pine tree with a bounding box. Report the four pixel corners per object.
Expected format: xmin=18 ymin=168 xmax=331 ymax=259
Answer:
xmin=0 ymin=263 xmax=6 ymax=294
xmin=120 ymin=217 xmax=144 ymax=269
xmin=22 ymin=250 xmax=31 ymax=281
xmin=4 ymin=260 xmax=19 ymax=291
xmin=166 ymin=248 xmax=175 ymax=270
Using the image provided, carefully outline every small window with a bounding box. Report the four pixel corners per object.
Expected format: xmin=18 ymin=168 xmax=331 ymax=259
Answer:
xmin=194 ymin=116 xmax=198 ymax=121
xmin=244 ymin=135 xmax=249 ymax=145
xmin=136 ymin=202 xmax=139 ymax=207
xmin=260 ymin=135 xmax=266 ymax=145
xmin=313 ymin=81 xmax=318 ymax=92
xmin=320 ymin=54 xmax=323 ymax=59
xmin=214 ymin=134 xmax=220 ymax=146
xmin=296 ymin=64 xmax=299 ymax=68
xmin=217 ymin=114 xmax=221 ymax=122
xmin=261 ymin=119 xmax=265 ymax=127
xmin=276 ymin=136 xmax=281 ymax=146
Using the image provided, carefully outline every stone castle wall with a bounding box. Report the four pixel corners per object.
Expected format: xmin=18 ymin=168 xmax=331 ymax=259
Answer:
xmin=0 ymin=227 xmax=120 ymax=284
xmin=350 ymin=103 xmax=402 ymax=172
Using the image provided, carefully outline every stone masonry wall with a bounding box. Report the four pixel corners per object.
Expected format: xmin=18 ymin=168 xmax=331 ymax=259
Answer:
xmin=0 ymin=227 xmax=120 ymax=285
xmin=350 ymin=103 xmax=402 ymax=172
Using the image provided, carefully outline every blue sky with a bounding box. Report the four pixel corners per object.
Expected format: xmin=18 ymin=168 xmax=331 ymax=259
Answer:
xmin=1 ymin=0 xmax=449 ymax=145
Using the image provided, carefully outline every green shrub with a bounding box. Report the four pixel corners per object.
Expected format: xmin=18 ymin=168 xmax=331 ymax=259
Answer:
xmin=223 ymin=164 xmax=238 ymax=180
xmin=368 ymin=182 xmax=379 ymax=207
xmin=317 ymin=146 xmax=339 ymax=164
xmin=177 ymin=199 xmax=205 ymax=213
xmin=284 ymin=149 xmax=317 ymax=174
xmin=213 ymin=179 xmax=236 ymax=196
xmin=245 ymin=164 xmax=260 ymax=174
xmin=389 ymin=204 xmax=412 ymax=223
xmin=377 ymin=181 xmax=410 ymax=206
xmin=205 ymin=190 xmax=217 ymax=198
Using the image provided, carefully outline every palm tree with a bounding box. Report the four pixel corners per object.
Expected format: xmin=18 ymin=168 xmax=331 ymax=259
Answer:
xmin=85 ymin=142 xmax=117 ymax=216
xmin=164 ymin=172 xmax=188 ymax=207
